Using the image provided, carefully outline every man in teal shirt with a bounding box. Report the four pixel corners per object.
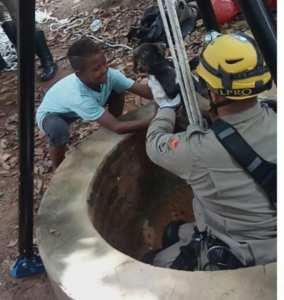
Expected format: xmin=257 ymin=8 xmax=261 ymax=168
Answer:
xmin=36 ymin=38 xmax=154 ymax=170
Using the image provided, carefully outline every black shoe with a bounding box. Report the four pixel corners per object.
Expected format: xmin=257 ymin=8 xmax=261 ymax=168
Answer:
xmin=162 ymin=220 xmax=185 ymax=249
xmin=0 ymin=55 xmax=7 ymax=71
xmin=35 ymin=30 xmax=58 ymax=82
xmin=40 ymin=58 xmax=58 ymax=82
xmin=2 ymin=20 xmax=17 ymax=47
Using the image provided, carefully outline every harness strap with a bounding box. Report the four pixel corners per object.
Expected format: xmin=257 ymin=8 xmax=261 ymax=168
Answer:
xmin=210 ymin=118 xmax=277 ymax=209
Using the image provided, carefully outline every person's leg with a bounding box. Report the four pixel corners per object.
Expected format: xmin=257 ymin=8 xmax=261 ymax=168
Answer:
xmin=0 ymin=1 xmax=16 ymax=46
xmin=106 ymin=91 xmax=125 ymax=117
xmin=0 ymin=53 xmax=7 ymax=71
xmin=0 ymin=0 xmax=57 ymax=81
xmin=35 ymin=27 xmax=58 ymax=82
xmin=0 ymin=0 xmax=17 ymax=23
xmin=49 ymin=143 xmax=67 ymax=171
xmin=42 ymin=114 xmax=70 ymax=171
xmin=2 ymin=20 xmax=17 ymax=46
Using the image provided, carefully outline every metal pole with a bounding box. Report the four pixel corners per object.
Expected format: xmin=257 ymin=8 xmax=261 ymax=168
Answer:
xmin=196 ymin=0 xmax=220 ymax=32
xmin=236 ymin=0 xmax=277 ymax=85
xmin=17 ymin=0 xmax=35 ymax=259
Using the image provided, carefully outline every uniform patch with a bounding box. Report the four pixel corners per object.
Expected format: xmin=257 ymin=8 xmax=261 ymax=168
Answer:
xmin=169 ymin=136 xmax=179 ymax=151
xmin=158 ymin=142 xmax=167 ymax=154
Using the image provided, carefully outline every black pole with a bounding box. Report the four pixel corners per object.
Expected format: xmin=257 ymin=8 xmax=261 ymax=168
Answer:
xmin=17 ymin=0 xmax=36 ymax=259
xmin=236 ymin=0 xmax=277 ymax=85
xmin=196 ymin=0 xmax=220 ymax=32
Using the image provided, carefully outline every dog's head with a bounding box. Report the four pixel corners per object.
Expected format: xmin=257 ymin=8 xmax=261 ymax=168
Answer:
xmin=133 ymin=43 xmax=167 ymax=74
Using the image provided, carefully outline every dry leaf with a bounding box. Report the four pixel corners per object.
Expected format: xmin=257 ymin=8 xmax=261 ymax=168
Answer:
xmin=37 ymin=179 xmax=43 ymax=192
xmin=7 ymin=239 xmax=18 ymax=247
xmin=10 ymin=157 xmax=18 ymax=167
xmin=1 ymin=153 xmax=11 ymax=162
xmin=5 ymin=101 xmax=16 ymax=106
xmin=2 ymin=162 xmax=10 ymax=170
xmin=0 ymin=87 xmax=9 ymax=93
xmin=99 ymin=12 xmax=111 ymax=19
xmin=49 ymin=228 xmax=60 ymax=236
xmin=0 ymin=140 xmax=8 ymax=150
xmin=0 ymin=171 xmax=9 ymax=175
xmin=56 ymin=55 xmax=66 ymax=61
xmin=93 ymin=8 xmax=99 ymax=14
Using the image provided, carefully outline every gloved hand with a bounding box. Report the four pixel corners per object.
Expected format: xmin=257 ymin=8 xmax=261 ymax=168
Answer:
xmin=148 ymin=75 xmax=181 ymax=110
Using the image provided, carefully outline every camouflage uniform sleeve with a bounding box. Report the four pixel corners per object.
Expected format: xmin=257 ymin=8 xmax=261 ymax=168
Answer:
xmin=146 ymin=108 xmax=193 ymax=180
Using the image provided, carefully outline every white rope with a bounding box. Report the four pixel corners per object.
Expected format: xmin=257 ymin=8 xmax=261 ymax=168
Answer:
xmin=157 ymin=0 xmax=194 ymax=124
xmin=36 ymin=9 xmax=69 ymax=25
xmin=0 ymin=28 xmax=17 ymax=71
xmin=87 ymin=35 xmax=133 ymax=51
xmin=158 ymin=0 xmax=203 ymax=126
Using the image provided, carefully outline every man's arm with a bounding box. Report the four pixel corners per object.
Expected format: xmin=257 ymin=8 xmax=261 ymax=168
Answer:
xmin=146 ymin=108 xmax=192 ymax=179
xmin=128 ymin=82 xmax=153 ymax=100
xmin=97 ymin=110 xmax=153 ymax=134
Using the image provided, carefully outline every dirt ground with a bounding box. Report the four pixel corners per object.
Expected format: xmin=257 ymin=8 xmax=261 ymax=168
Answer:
xmin=0 ymin=0 xmax=258 ymax=299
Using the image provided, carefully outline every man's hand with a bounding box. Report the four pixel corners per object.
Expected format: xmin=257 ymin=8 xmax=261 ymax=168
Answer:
xmin=128 ymin=83 xmax=153 ymax=100
xmin=96 ymin=109 xmax=152 ymax=134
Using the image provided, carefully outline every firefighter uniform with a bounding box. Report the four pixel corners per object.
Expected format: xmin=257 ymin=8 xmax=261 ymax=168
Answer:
xmin=146 ymin=103 xmax=276 ymax=269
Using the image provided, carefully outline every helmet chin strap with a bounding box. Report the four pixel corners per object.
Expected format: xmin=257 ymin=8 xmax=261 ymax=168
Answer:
xmin=208 ymin=94 xmax=236 ymax=115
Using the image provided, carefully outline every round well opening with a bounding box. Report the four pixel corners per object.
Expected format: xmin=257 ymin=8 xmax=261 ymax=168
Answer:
xmin=88 ymin=132 xmax=195 ymax=260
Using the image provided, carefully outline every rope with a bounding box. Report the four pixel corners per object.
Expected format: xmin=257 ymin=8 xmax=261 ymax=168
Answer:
xmin=157 ymin=0 xmax=193 ymax=124
xmin=36 ymin=9 xmax=69 ymax=25
xmin=0 ymin=28 xmax=17 ymax=71
xmin=157 ymin=0 xmax=203 ymax=126
xmin=87 ymin=35 xmax=133 ymax=51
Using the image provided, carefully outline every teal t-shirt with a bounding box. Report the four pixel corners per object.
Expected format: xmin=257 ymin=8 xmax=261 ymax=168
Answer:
xmin=36 ymin=68 xmax=134 ymax=132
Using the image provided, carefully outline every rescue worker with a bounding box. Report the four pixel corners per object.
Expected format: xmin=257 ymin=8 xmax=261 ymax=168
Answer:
xmin=145 ymin=32 xmax=277 ymax=271
xmin=0 ymin=0 xmax=57 ymax=81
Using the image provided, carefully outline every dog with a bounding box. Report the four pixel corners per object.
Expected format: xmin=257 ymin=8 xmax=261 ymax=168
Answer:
xmin=133 ymin=43 xmax=210 ymax=130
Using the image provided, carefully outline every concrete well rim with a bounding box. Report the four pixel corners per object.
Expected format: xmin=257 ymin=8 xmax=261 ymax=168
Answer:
xmin=36 ymin=104 xmax=276 ymax=300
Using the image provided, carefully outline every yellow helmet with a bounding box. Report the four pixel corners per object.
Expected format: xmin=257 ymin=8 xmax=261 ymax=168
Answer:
xmin=197 ymin=32 xmax=272 ymax=100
